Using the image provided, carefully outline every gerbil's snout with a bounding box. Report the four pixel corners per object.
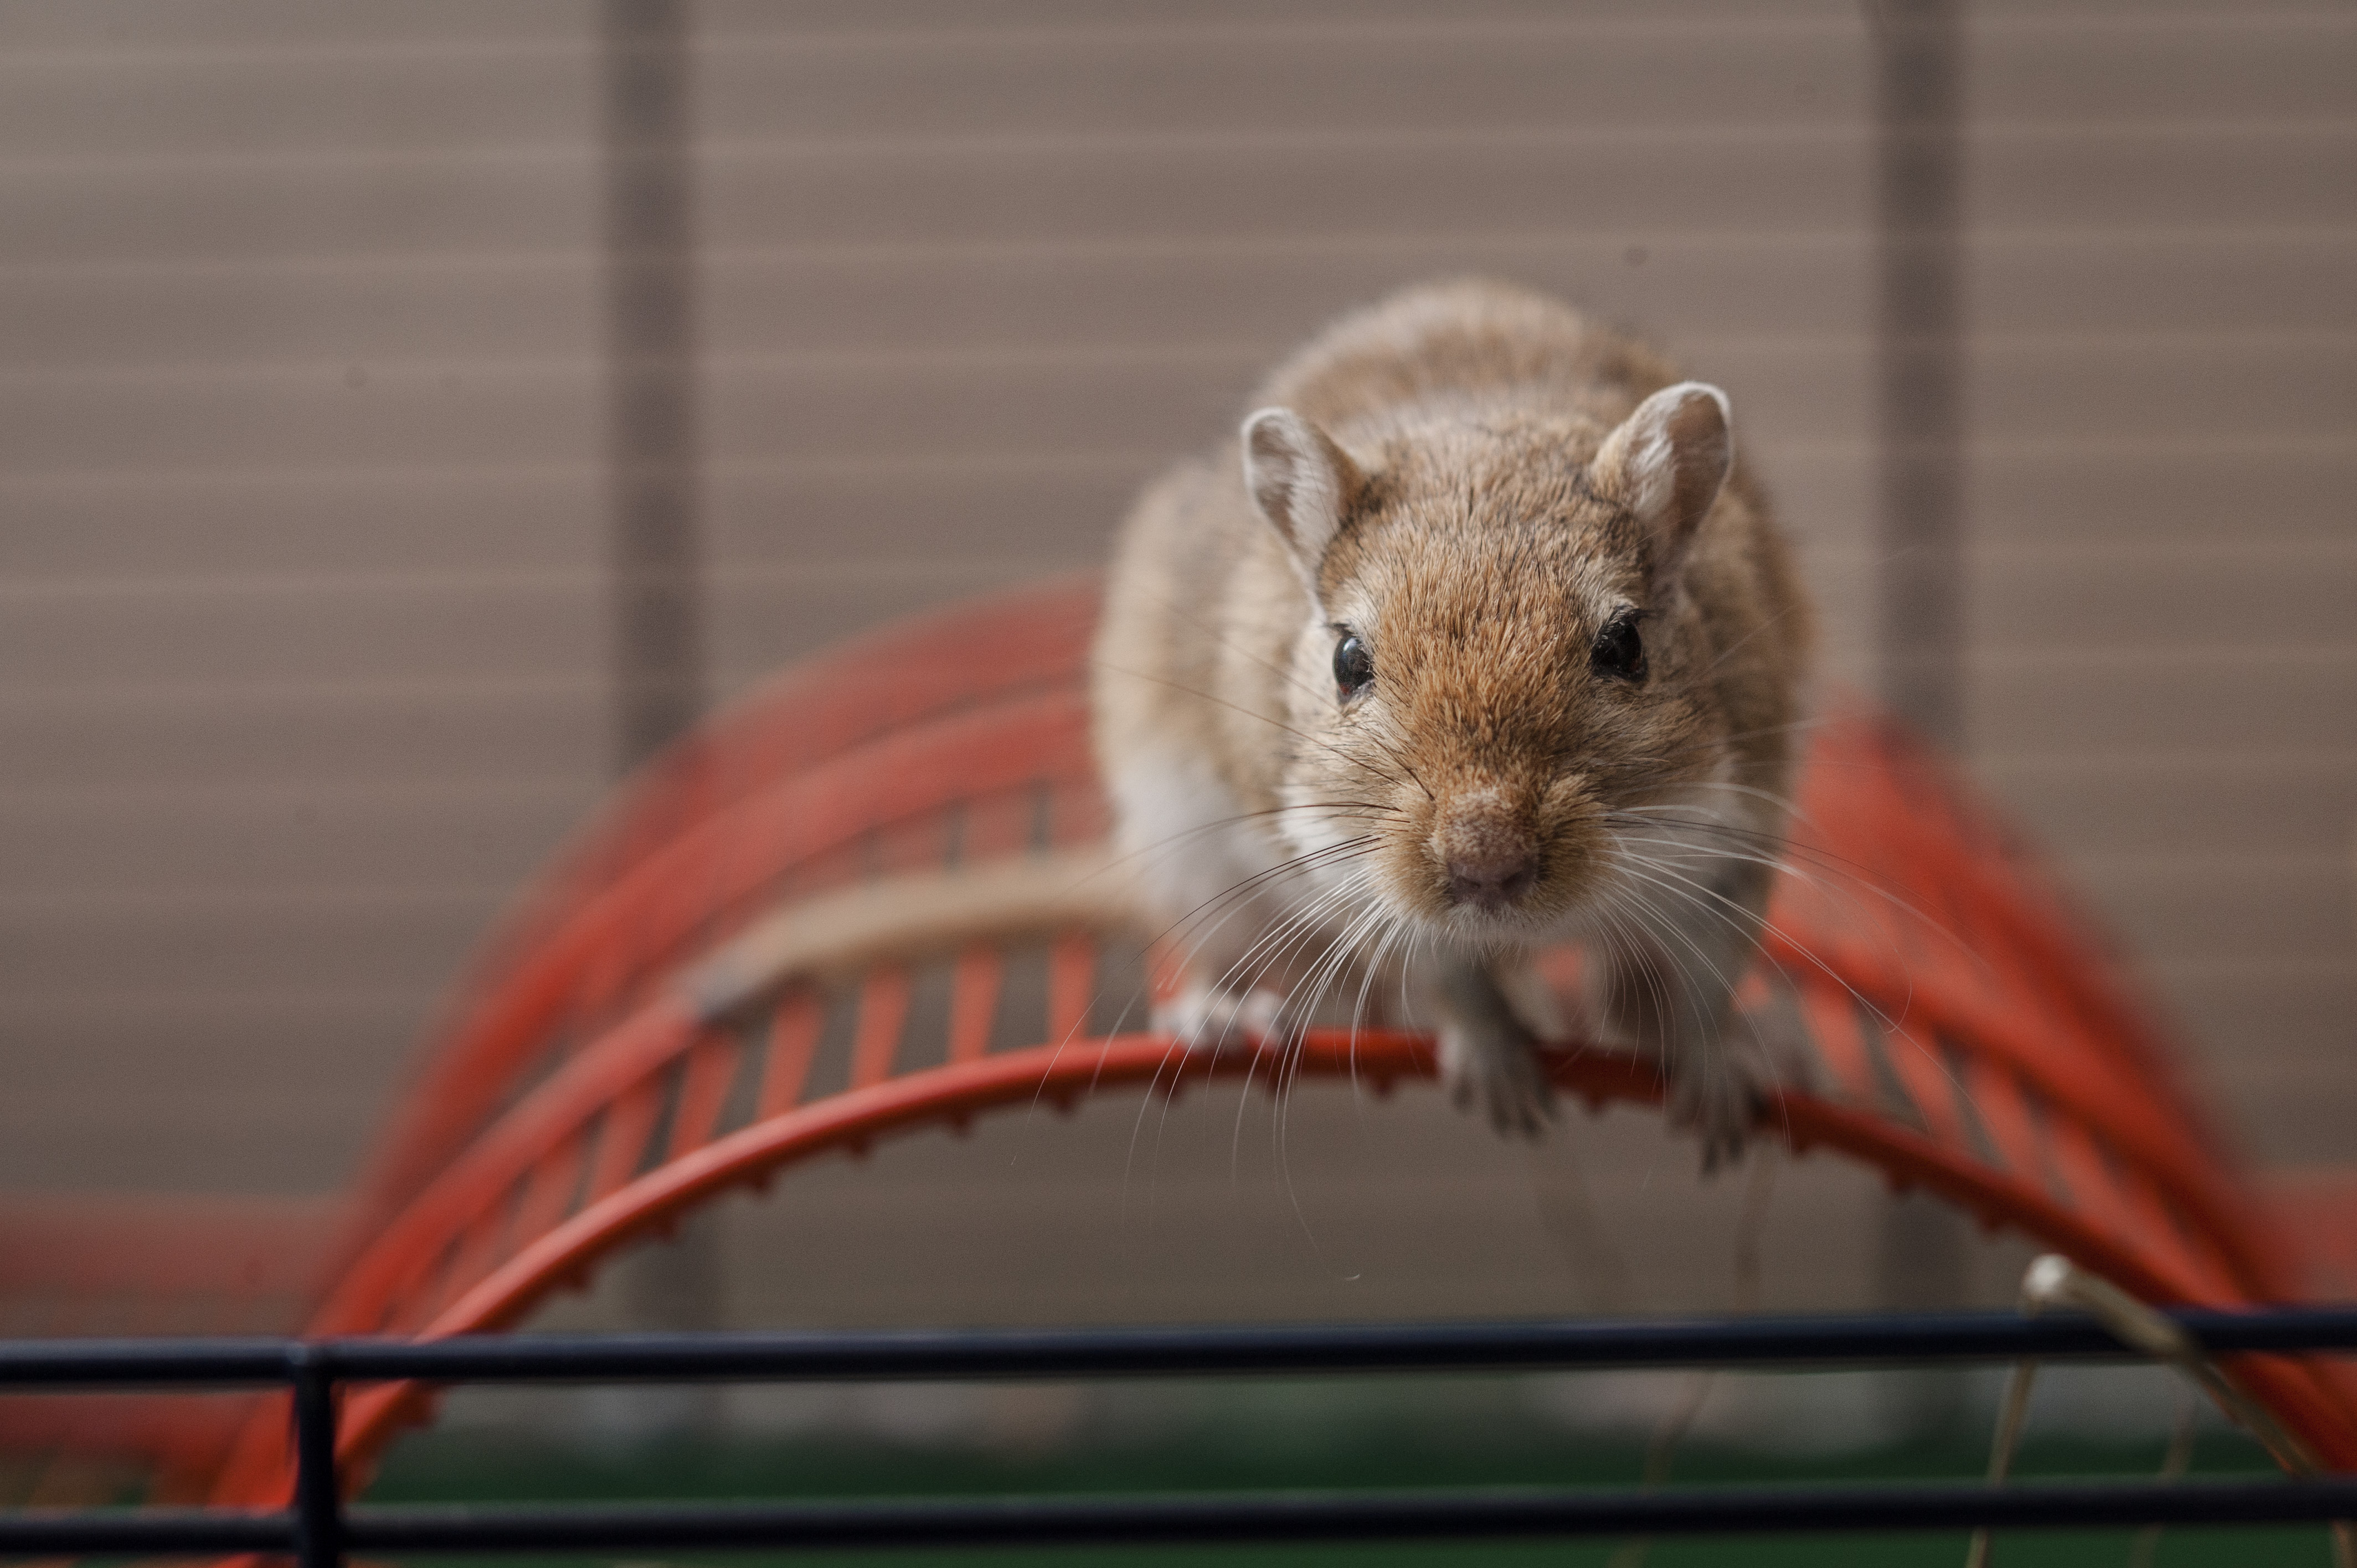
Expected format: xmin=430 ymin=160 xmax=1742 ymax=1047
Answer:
xmin=1434 ymin=790 xmax=1538 ymax=913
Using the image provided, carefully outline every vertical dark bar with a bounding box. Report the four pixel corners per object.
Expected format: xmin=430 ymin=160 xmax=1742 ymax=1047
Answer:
xmin=1874 ymin=0 xmax=1967 ymax=752
xmin=288 ymin=1348 xmax=342 ymax=1568
xmin=1871 ymin=0 xmax=1973 ymax=1430
xmin=600 ymin=0 xmax=727 ymax=1376
xmin=602 ymin=0 xmax=706 ymax=770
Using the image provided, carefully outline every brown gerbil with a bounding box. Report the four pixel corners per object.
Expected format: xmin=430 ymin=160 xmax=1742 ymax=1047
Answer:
xmin=1091 ymin=279 xmax=1812 ymax=1167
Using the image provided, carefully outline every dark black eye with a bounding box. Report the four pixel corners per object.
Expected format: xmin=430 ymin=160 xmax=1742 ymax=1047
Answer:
xmin=1332 ymin=633 xmax=1375 ymax=700
xmin=1591 ymin=611 xmax=1646 ymax=682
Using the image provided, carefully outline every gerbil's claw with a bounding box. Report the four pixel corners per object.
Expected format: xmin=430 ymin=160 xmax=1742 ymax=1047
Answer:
xmin=1440 ymin=1022 xmax=1555 ymax=1141
xmin=1155 ymin=983 xmax=1280 ymax=1055
xmin=1668 ymin=1054 xmax=1767 ymax=1176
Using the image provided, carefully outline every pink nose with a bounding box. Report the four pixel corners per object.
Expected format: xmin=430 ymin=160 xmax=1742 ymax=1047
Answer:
xmin=1437 ymin=797 xmax=1538 ymax=911
xmin=1446 ymin=848 xmax=1537 ymax=910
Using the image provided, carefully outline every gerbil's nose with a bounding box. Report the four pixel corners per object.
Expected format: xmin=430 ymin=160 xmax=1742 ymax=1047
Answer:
xmin=1436 ymin=793 xmax=1538 ymax=912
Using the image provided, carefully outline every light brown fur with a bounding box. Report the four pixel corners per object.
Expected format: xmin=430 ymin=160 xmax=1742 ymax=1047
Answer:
xmin=1092 ymin=280 xmax=1812 ymax=1164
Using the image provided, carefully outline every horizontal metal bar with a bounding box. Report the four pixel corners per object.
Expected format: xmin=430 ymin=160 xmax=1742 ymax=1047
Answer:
xmin=0 ymin=1337 xmax=300 ymax=1387
xmin=6 ymin=1308 xmax=2357 ymax=1389
xmin=0 ymin=1508 xmax=289 ymax=1554
xmin=7 ymin=1480 xmax=2356 ymax=1557
xmin=342 ymin=1482 xmax=2357 ymax=1548
xmin=332 ymin=1309 xmax=2357 ymax=1383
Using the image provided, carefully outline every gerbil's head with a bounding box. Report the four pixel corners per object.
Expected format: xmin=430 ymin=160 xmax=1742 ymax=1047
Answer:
xmin=1242 ymin=381 xmax=1738 ymax=947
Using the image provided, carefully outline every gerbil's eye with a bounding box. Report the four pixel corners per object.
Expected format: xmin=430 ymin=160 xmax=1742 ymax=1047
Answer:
xmin=1332 ymin=633 xmax=1375 ymax=702
xmin=1591 ymin=611 xmax=1647 ymax=683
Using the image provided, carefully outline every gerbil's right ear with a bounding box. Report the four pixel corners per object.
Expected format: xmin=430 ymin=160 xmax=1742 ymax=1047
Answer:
xmin=1242 ymin=408 xmax=1365 ymax=597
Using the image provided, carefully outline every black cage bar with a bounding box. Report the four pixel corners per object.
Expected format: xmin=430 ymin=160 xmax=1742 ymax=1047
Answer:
xmin=6 ymin=1307 xmax=2357 ymax=1564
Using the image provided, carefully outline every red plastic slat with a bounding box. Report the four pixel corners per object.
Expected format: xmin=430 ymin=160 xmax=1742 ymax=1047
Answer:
xmin=585 ymin=1081 xmax=665 ymax=1208
xmin=759 ymin=991 xmax=824 ymax=1120
xmin=850 ymin=969 xmax=913 ymax=1091
xmin=669 ymin=1034 xmax=740 ymax=1158
xmin=1876 ymin=1021 xmax=1969 ymax=1152
xmin=1048 ymin=933 xmax=1095 ymax=1042
xmin=1957 ymin=1056 xmax=2042 ymax=1189
xmin=508 ymin=1134 xmax=588 ymax=1253
xmin=1794 ymin=979 xmax=1876 ymax=1109
xmin=947 ymin=948 xmax=1002 ymax=1065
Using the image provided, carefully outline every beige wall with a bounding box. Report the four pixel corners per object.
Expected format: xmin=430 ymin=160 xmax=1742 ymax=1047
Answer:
xmin=1 ymin=2 xmax=2349 ymax=1318
xmin=2 ymin=3 xmax=613 ymax=1192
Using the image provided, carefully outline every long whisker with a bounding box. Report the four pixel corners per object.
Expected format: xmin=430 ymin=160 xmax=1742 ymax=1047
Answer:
xmin=1079 ymin=800 xmax=1404 ymax=1056
xmin=1704 ymin=595 xmax=1814 ymax=677
xmin=1150 ymin=835 xmax=1382 ymax=953
xmin=1106 ymin=800 xmax=1408 ymax=875
xmin=1605 ymin=839 xmax=1976 ymax=1133
xmin=1094 ymin=655 xmax=1430 ymax=800
xmin=1077 ymin=837 xmax=1383 ymax=1149
xmin=1218 ymin=868 xmax=1383 ymax=1170
xmin=1605 ymin=809 xmax=1987 ymax=978
xmin=1596 ymin=851 xmax=1803 ymax=1156
xmin=1268 ymin=881 xmax=1392 ymax=1155
xmin=1185 ymin=852 xmax=1385 ymax=1059
xmin=1121 ymin=855 xmax=1381 ymax=1187
xmin=1626 ymin=715 xmax=1832 ymax=770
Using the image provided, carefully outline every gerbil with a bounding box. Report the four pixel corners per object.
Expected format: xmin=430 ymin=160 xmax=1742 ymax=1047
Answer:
xmin=1090 ymin=280 xmax=1812 ymax=1167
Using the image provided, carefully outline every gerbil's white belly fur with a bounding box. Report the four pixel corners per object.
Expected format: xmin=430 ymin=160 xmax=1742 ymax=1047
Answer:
xmin=1107 ymin=742 xmax=1397 ymax=1028
xmin=1107 ymin=744 xmax=1288 ymax=944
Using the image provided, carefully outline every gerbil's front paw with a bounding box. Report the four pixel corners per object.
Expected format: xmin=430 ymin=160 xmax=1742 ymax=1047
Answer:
xmin=1155 ymin=983 xmax=1280 ymax=1054
xmin=1439 ymin=1019 xmax=1555 ymax=1140
xmin=1666 ymin=1053 xmax=1766 ymax=1175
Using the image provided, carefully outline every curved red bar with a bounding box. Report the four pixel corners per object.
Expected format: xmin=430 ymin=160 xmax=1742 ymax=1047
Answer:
xmin=209 ymin=1032 xmax=2357 ymax=1508
xmin=177 ymin=576 xmax=2357 ymax=1512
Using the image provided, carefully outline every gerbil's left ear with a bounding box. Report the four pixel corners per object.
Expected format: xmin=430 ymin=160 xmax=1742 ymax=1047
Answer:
xmin=1591 ymin=381 xmax=1733 ymax=583
xmin=1242 ymin=407 xmax=1366 ymax=599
